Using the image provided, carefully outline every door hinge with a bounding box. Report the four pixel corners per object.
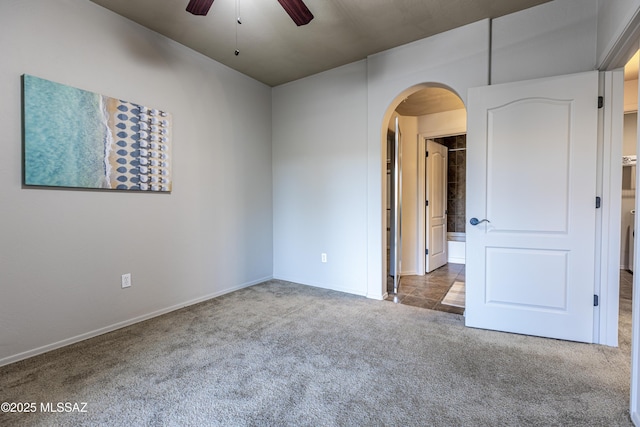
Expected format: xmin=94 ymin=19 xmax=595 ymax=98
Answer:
xmin=426 ymin=151 xmax=429 ymax=157
xmin=426 ymin=200 xmax=429 ymax=207
xmin=598 ymin=96 xmax=604 ymax=109
xmin=594 ymin=295 xmax=599 ymax=307
xmin=596 ymin=196 xmax=601 ymax=209
xmin=426 ymin=249 xmax=429 ymax=255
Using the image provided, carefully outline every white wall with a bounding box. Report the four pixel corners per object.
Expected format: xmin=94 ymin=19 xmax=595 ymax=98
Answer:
xmin=418 ymin=109 xmax=467 ymax=137
xmin=272 ymin=61 xmax=368 ymax=295
xmin=398 ymin=115 xmax=419 ymax=275
xmin=627 ymin=79 xmax=640 ymax=112
xmin=0 ymin=0 xmax=273 ymax=365
xmin=492 ymin=0 xmax=598 ymax=85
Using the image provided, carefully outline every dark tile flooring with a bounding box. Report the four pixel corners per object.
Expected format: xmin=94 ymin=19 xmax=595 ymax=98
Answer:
xmin=385 ymin=263 xmax=465 ymax=315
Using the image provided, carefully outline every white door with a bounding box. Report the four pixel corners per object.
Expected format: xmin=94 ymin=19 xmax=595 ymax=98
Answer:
xmin=426 ymin=140 xmax=448 ymax=272
xmin=466 ymin=71 xmax=598 ymax=343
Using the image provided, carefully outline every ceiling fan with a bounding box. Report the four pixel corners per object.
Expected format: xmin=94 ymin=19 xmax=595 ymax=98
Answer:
xmin=186 ymin=0 xmax=314 ymax=26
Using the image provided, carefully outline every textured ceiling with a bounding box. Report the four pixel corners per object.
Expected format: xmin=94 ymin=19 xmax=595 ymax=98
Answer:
xmin=89 ymin=0 xmax=551 ymax=87
xmin=396 ymin=87 xmax=465 ymax=117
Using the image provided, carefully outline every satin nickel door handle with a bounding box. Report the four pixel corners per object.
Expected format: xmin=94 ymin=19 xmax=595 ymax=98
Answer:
xmin=470 ymin=217 xmax=490 ymax=226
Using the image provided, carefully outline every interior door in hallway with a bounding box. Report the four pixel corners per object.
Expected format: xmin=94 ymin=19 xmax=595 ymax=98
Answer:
xmin=465 ymin=71 xmax=598 ymax=343
xmin=426 ymin=139 xmax=448 ymax=272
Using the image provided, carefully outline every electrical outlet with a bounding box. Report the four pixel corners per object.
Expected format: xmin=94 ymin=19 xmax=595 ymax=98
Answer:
xmin=321 ymin=253 xmax=327 ymax=263
xmin=121 ymin=273 xmax=132 ymax=288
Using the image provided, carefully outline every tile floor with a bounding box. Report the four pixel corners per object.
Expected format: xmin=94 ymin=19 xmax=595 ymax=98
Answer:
xmin=385 ymin=263 xmax=465 ymax=315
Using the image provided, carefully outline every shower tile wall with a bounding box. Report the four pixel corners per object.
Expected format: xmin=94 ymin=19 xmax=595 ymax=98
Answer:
xmin=433 ymin=135 xmax=466 ymax=233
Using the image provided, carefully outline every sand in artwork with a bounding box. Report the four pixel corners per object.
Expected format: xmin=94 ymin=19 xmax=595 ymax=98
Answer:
xmin=23 ymin=74 xmax=172 ymax=192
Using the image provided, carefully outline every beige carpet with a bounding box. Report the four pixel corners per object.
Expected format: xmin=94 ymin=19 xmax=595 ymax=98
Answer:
xmin=441 ymin=280 xmax=465 ymax=308
xmin=0 ymin=279 xmax=632 ymax=426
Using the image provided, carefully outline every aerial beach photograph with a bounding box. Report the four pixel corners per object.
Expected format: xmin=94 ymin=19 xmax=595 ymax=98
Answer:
xmin=23 ymin=74 xmax=172 ymax=192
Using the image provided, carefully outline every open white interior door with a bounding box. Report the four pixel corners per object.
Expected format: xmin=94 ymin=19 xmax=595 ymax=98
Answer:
xmin=426 ymin=139 xmax=448 ymax=272
xmin=466 ymin=71 xmax=598 ymax=343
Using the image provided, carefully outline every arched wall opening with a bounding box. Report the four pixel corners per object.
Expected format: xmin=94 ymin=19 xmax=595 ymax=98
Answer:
xmin=380 ymin=83 xmax=466 ymax=297
xmin=363 ymin=19 xmax=490 ymax=301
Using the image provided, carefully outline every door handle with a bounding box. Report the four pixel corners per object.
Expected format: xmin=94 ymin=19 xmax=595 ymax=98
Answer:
xmin=470 ymin=217 xmax=490 ymax=226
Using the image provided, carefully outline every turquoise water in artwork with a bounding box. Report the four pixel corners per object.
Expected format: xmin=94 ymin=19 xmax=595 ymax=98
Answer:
xmin=24 ymin=75 xmax=109 ymax=188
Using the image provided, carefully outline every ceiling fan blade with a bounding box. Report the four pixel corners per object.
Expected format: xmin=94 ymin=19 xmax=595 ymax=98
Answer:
xmin=186 ymin=0 xmax=215 ymax=16
xmin=277 ymin=0 xmax=314 ymax=26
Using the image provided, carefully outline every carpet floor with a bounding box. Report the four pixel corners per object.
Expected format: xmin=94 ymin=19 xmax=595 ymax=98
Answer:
xmin=0 ymin=279 xmax=633 ymax=426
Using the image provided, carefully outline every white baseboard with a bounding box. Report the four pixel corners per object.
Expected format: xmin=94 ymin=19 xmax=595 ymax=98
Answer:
xmin=448 ymin=240 xmax=466 ymax=265
xmin=0 ymin=276 xmax=273 ymax=367
xmin=273 ymin=274 xmax=368 ymax=298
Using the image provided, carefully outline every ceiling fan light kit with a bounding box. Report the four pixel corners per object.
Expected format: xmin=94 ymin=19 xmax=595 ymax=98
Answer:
xmin=186 ymin=0 xmax=312 ymax=56
xmin=186 ymin=0 xmax=313 ymax=26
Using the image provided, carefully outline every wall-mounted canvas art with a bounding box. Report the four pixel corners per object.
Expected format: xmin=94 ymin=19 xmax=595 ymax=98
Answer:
xmin=23 ymin=74 xmax=172 ymax=192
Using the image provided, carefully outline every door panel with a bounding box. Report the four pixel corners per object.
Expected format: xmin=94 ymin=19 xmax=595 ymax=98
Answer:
xmin=426 ymin=140 xmax=448 ymax=272
xmin=485 ymin=248 xmax=568 ymax=310
xmin=466 ymin=71 xmax=598 ymax=343
xmin=487 ymin=100 xmax=571 ymax=233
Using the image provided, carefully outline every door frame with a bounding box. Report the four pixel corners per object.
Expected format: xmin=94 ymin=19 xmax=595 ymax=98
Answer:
xmin=391 ymin=117 xmax=403 ymax=293
xmin=425 ymin=139 xmax=449 ymax=272
xmin=418 ymin=130 xmax=466 ymax=276
xmin=620 ymin=46 xmax=640 ymax=427
xmin=597 ymin=70 xmax=624 ymax=347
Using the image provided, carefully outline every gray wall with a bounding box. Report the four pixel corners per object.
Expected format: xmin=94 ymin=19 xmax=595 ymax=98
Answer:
xmin=492 ymin=0 xmax=598 ymax=85
xmin=272 ymin=62 xmax=369 ymax=295
xmin=0 ymin=0 xmax=273 ymax=364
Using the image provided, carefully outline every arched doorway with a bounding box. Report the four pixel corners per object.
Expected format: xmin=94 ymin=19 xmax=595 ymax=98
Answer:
xmin=381 ymin=83 xmax=467 ymax=313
